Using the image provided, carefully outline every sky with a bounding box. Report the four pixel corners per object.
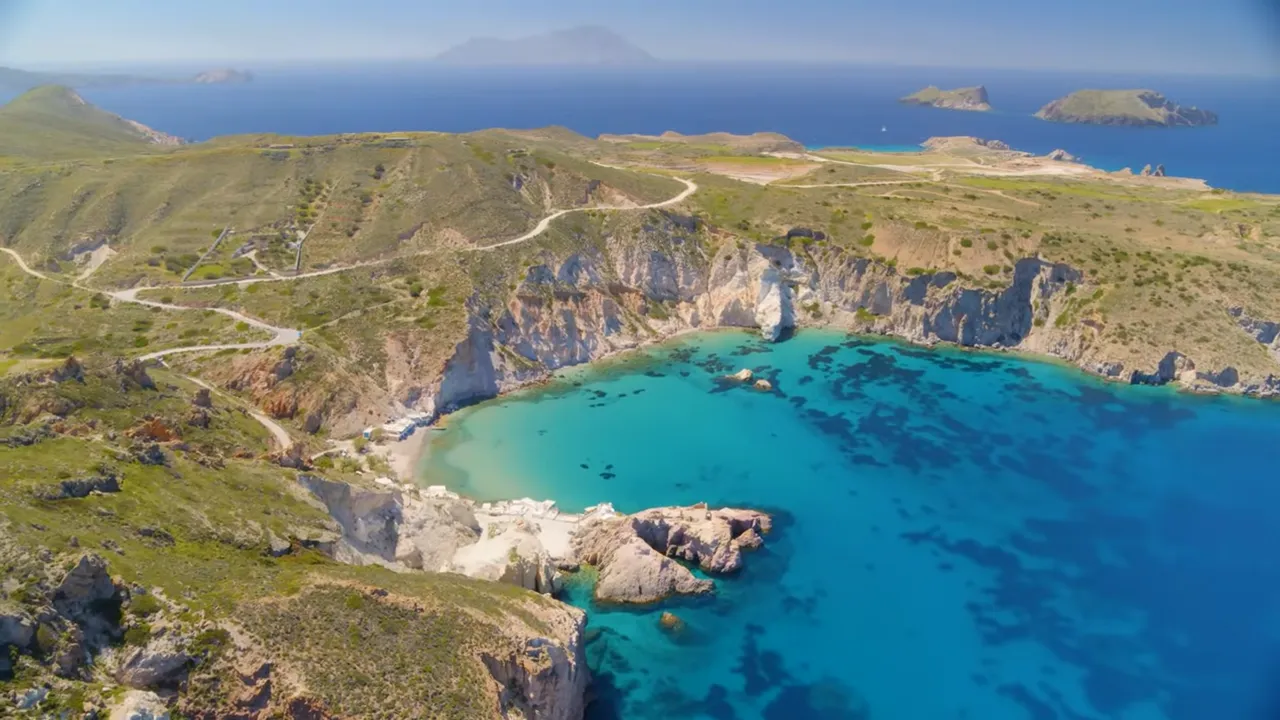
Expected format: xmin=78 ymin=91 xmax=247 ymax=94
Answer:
xmin=0 ymin=0 xmax=1277 ymax=75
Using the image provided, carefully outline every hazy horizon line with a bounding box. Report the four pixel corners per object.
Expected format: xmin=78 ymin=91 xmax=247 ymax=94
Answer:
xmin=10 ymin=58 xmax=1278 ymax=80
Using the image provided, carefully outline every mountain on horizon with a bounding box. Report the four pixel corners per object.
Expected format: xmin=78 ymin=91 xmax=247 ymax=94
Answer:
xmin=434 ymin=25 xmax=657 ymax=66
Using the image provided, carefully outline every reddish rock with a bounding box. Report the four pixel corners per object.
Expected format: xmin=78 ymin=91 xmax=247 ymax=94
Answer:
xmin=128 ymin=417 xmax=180 ymax=443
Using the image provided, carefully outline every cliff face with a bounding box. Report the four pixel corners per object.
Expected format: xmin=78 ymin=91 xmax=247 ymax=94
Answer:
xmin=293 ymin=474 xmax=588 ymax=720
xmin=482 ymin=608 xmax=588 ymax=720
xmin=419 ymin=239 xmax=1108 ymax=416
xmin=391 ymin=213 xmax=1277 ymax=422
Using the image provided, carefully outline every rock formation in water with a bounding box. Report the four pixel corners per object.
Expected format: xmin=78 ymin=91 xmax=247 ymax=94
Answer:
xmin=900 ymin=85 xmax=993 ymax=112
xmin=1036 ymin=89 xmax=1218 ymax=127
xmin=572 ymin=504 xmax=772 ymax=603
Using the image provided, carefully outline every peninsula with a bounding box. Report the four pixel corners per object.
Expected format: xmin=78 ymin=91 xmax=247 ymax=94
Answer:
xmin=3 ymin=85 xmax=1280 ymax=718
xmin=900 ymin=85 xmax=992 ymax=112
xmin=1035 ymin=89 xmax=1218 ymax=127
xmin=0 ymin=65 xmax=254 ymax=92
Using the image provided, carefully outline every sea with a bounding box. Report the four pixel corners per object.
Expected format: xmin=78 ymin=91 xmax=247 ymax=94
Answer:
xmin=419 ymin=330 xmax=1280 ymax=720
xmin=25 ymin=63 xmax=1278 ymax=193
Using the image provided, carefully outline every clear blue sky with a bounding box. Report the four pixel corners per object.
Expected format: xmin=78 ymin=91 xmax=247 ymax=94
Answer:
xmin=1 ymin=0 xmax=1277 ymax=75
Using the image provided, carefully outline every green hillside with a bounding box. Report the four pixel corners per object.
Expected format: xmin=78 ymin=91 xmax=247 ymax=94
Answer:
xmin=0 ymin=85 xmax=178 ymax=160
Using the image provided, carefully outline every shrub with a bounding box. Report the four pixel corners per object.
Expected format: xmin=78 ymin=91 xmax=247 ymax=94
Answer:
xmin=859 ymin=234 xmax=875 ymax=247
xmin=124 ymin=622 xmax=152 ymax=647
xmin=130 ymin=593 xmax=162 ymax=617
xmin=190 ymin=628 xmax=231 ymax=662
xmin=35 ymin=624 xmax=58 ymax=654
xmin=960 ymin=238 xmax=973 ymax=248
xmin=983 ymin=265 xmax=1001 ymax=275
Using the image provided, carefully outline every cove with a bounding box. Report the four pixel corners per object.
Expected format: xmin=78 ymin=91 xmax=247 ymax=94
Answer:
xmin=417 ymin=329 xmax=1280 ymax=720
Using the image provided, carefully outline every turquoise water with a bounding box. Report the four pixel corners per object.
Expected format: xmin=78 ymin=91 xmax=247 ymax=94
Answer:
xmin=419 ymin=330 xmax=1280 ymax=720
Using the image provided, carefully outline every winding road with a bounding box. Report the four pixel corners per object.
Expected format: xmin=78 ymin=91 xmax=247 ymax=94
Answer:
xmin=1 ymin=173 xmax=699 ymax=450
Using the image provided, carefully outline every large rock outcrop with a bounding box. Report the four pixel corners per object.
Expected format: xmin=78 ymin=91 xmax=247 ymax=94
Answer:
xmin=573 ymin=505 xmax=772 ymax=604
xmin=116 ymin=628 xmax=192 ymax=689
xmin=54 ymin=553 xmax=123 ymax=647
xmin=450 ymin=519 xmax=560 ymax=595
xmin=297 ymin=475 xmax=480 ymax=571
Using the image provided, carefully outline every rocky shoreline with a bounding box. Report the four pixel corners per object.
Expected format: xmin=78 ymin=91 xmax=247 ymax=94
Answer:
xmin=293 ymin=474 xmax=773 ymax=603
xmin=245 ymin=472 xmax=776 ymax=720
xmin=371 ymin=236 xmax=1278 ymax=449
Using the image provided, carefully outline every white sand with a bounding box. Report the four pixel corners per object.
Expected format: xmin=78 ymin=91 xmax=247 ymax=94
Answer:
xmin=382 ymin=430 xmax=430 ymax=482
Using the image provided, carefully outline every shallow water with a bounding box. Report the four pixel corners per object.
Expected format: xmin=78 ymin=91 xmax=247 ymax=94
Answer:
xmin=419 ymin=329 xmax=1280 ymax=720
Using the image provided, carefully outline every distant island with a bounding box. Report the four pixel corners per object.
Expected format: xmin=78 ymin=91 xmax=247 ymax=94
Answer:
xmin=191 ymin=68 xmax=253 ymax=84
xmin=0 ymin=65 xmax=253 ymax=92
xmin=900 ymin=86 xmax=992 ymax=112
xmin=434 ymin=25 xmax=656 ymax=66
xmin=1035 ymin=89 xmax=1217 ymax=127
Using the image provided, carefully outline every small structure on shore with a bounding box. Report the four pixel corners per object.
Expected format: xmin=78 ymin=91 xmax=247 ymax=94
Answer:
xmin=364 ymin=411 xmax=436 ymax=442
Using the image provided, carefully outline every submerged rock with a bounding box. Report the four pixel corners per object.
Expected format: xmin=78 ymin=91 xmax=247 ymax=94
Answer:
xmin=659 ymin=611 xmax=686 ymax=635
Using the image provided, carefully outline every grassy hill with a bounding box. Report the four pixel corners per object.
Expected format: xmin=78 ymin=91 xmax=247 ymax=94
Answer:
xmin=0 ymin=359 xmax=573 ymax=717
xmin=0 ymin=85 xmax=180 ymax=160
xmin=0 ymin=125 xmax=681 ymax=287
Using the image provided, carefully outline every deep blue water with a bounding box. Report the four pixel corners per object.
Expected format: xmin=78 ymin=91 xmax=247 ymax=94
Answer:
xmin=420 ymin=330 xmax=1280 ymax=720
xmin=31 ymin=64 xmax=1278 ymax=193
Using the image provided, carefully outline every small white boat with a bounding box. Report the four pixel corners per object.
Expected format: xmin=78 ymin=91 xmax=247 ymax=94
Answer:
xmin=881 ymin=126 xmax=887 ymax=132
